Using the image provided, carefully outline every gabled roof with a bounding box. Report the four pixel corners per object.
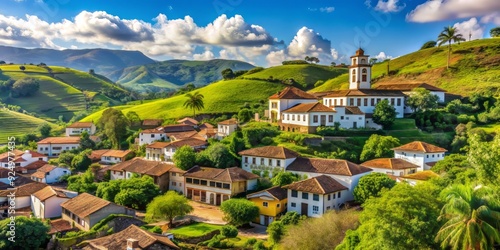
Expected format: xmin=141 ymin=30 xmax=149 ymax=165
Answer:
xmin=48 ymin=219 xmax=73 ymax=235
xmin=375 ymin=83 xmax=446 ymax=92
xmin=0 ymin=150 xmax=46 ymax=162
xmin=61 ymin=193 xmax=114 ymax=218
xmin=147 ymin=138 xmax=207 ymax=149
xmin=247 ymin=186 xmax=287 ymax=200
xmin=18 ymin=160 xmax=48 ymax=171
xmin=184 ymin=166 xmax=259 ymax=182
xmin=109 ymin=158 xmax=185 ymax=176
xmin=37 ymin=137 xmax=80 ymax=144
xmin=344 ymin=106 xmax=364 ymax=115
xmin=83 ymin=224 xmax=179 ymax=249
xmin=67 ymin=122 xmax=94 ymax=128
xmin=177 ymin=117 xmax=198 ymax=126
xmin=324 ymin=89 xmax=404 ymax=97
xmin=0 ymin=182 xmax=47 ymax=197
xmin=102 ymin=150 xmax=132 ymax=158
xmin=218 ymin=118 xmax=238 ymax=125
xmin=141 ymin=129 xmax=166 ymax=134
xmin=283 ymin=175 xmax=348 ymax=194
xmin=392 ymin=141 xmax=447 ymax=153
xmin=269 ymin=86 xmax=317 ymax=100
xmin=167 ymin=130 xmax=205 ymax=141
xmin=32 ymin=186 xmax=74 ymax=202
xmin=238 ymin=146 xmax=300 ymax=159
xmin=199 ymin=123 xmax=214 ymax=130
xmin=286 ymin=157 xmax=372 ymax=176
xmin=158 ymin=124 xmax=196 ymax=133
xmin=282 ymin=102 xmax=335 ymax=113
xmin=361 ymin=158 xmax=420 ymax=170
xmin=89 ymin=150 xmax=111 ymax=161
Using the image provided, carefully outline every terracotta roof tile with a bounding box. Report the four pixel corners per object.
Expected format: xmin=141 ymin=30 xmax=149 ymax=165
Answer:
xmin=0 ymin=168 xmax=10 ymax=178
xmin=286 ymin=157 xmax=372 ymax=176
xmin=184 ymin=166 xmax=259 ymax=182
xmin=344 ymin=106 xmax=364 ymax=115
xmin=61 ymin=193 xmax=112 ymax=218
xmin=0 ymin=182 xmax=47 ymax=197
xmin=167 ymin=131 xmax=204 ymax=141
xmin=37 ymin=164 xmax=57 ymax=173
xmin=38 ymin=137 xmax=80 ymax=144
xmin=158 ymin=124 xmax=195 ymax=133
xmin=361 ymin=158 xmax=419 ymax=170
xmin=283 ymin=102 xmax=335 ymax=113
xmin=269 ymin=86 xmax=317 ymax=100
xmin=238 ymin=146 xmax=300 ymax=159
xmin=89 ymin=150 xmax=110 ymax=161
xmin=0 ymin=150 xmax=46 ymax=162
xmin=48 ymin=219 xmax=74 ymax=235
xmin=283 ymin=175 xmax=348 ymax=194
xmin=67 ymin=122 xmax=94 ymax=128
xmin=32 ymin=186 xmax=73 ymax=202
xmin=102 ymin=150 xmax=132 ymax=158
xmin=177 ymin=117 xmax=198 ymax=126
xmin=199 ymin=123 xmax=214 ymax=129
xmin=83 ymin=224 xmax=179 ymax=249
xmin=147 ymin=138 xmax=207 ymax=149
xmin=141 ymin=129 xmax=166 ymax=134
xmin=16 ymin=160 xmax=48 ymax=172
xmin=218 ymin=118 xmax=238 ymax=125
xmin=375 ymin=83 xmax=446 ymax=92
xmin=392 ymin=141 xmax=447 ymax=153
xmin=0 ymin=176 xmax=34 ymax=190
xmin=110 ymin=158 xmax=184 ymax=176
xmin=247 ymin=186 xmax=287 ymax=200
xmin=324 ymin=89 xmax=405 ymax=97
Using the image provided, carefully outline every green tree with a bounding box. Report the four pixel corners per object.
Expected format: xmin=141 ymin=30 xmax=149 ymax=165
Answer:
xmin=271 ymin=172 xmax=298 ymax=186
xmin=228 ymin=132 xmax=246 ymax=155
xmin=490 ymin=27 xmax=500 ymax=37
xmin=79 ymin=131 xmax=95 ymax=150
xmin=360 ymin=134 xmax=400 ymax=162
xmin=19 ymin=65 xmax=25 ymax=71
xmin=96 ymin=180 xmax=122 ymax=201
xmin=221 ymin=225 xmax=238 ymax=238
xmin=467 ymin=134 xmax=500 ymax=185
xmin=98 ymin=108 xmax=129 ymax=149
xmin=19 ymin=133 xmax=37 ymax=145
xmin=114 ymin=175 xmax=161 ymax=210
xmin=437 ymin=26 xmax=465 ymax=69
xmin=71 ymin=150 xmax=92 ymax=171
xmin=221 ymin=68 xmax=235 ymax=80
xmin=11 ymin=77 xmax=39 ymax=97
xmin=173 ymin=145 xmax=197 ymax=170
xmin=279 ymin=211 xmax=304 ymax=226
xmin=199 ymin=143 xmax=237 ymax=168
xmin=183 ymin=92 xmax=205 ymax=118
xmin=406 ymin=87 xmax=439 ymax=113
xmin=420 ymin=40 xmax=437 ymax=50
xmin=436 ymin=184 xmax=500 ymax=250
xmin=67 ymin=168 xmax=97 ymax=193
xmin=126 ymin=111 xmax=141 ymax=127
xmin=57 ymin=151 xmax=76 ymax=167
xmin=267 ymin=221 xmax=285 ymax=245
xmin=353 ymin=173 xmax=396 ymax=203
xmin=372 ymin=99 xmax=397 ymax=129
xmin=0 ymin=216 xmax=49 ymax=250
xmin=238 ymin=108 xmax=253 ymax=123
xmin=220 ymin=198 xmax=260 ymax=227
xmin=145 ymin=191 xmax=193 ymax=227
xmin=37 ymin=123 xmax=52 ymax=138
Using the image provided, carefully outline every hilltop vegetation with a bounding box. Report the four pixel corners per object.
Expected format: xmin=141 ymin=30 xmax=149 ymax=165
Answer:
xmin=0 ymin=109 xmax=59 ymax=144
xmin=311 ymin=38 xmax=500 ymax=95
xmin=109 ymin=59 xmax=255 ymax=92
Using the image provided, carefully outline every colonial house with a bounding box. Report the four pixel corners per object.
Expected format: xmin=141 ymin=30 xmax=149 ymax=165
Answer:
xmin=37 ymin=137 xmax=81 ymax=157
xmin=283 ymin=175 xmax=348 ymax=217
xmin=0 ymin=182 xmax=47 ymax=218
xmin=177 ymin=117 xmax=198 ymax=127
xmin=184 ymin=166 xmax=259 ymax=206
xmin=217 ymin=118 xmax=238 ymax=139
xmin=286 ymin=157 xmax=372 ymax=201
xmin=279 ymin=102 xmax=336 ymax=133
xmin=361 ymin=158 xmax=418 ymax=176
xmin=31 ymin=186 xmax=78 ymax=219
xmin=80 ymin=224 xmax=179 ymax=250
xmin=239 ymin=146 xmax=299 ymax=177
xmin=247 ymin=186 xmax=287 ymax=226
xmin=392 ymin=141 xmax=447 ymax=171
xmin=138 ymin=129 xmax=167 ymax=146
xmin=109 ymin=158 xmax=185 ymax=193
xmin=65 ymin=122 xmax=96 ymax=136
xmin=31 ymin=164 xmax=71 ymax=184
xmin=61 ymin=193 xmax=135 ymax=231
xmin=0 ymin=150 xmax=48 ymax=168
xmin=375 ymin=83 xmax=446 ymax=104
xmin=268 ymin=86 xmax=318 ymax=122
xmin=100 ymin=150 xmax=133 ymax=164
xmin=145 ymin=138 xmax=208 ymax=162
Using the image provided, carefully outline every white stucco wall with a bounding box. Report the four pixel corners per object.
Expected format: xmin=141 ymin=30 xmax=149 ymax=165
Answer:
xmin=139 ymin=132 xmax=167 ymax=146
xmin=37 ymin=143 xmax=80 ymax=156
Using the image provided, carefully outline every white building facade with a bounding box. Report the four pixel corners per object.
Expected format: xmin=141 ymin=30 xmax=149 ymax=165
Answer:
xmin=65 ymin=122 xmax=96 ymax=136
xmin=37 ymin=137 xmax=80 ymax=157
xmin=393 ymin=141 xmax=447 ymax=171
xmin=138 ymin=130 xmax=168 ymax=146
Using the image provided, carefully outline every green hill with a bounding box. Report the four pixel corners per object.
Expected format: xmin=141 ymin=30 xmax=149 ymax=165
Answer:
xmin=82 ymin=79 xmax=284 ymax=122
xmin=311 ymin=38 xmax=500 ymax=95
xmin=0 ymin=109 xmax=59 ymax=144
xmin=109 ymin=59 xmax=255 ymax=92
xmin=242 ymin=64 xmax=348 ymax=88
xmin=0 ymin=64 xmax=129 ymax=121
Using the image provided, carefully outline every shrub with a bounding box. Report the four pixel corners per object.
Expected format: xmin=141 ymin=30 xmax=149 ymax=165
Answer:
xmin=221 ymin=225 xmax=238 ymax=238
xmin=282 ymin=60 xmax=309 ymax=65
xmin=253 ymin=240 xmax=267 ymax=250
xmin=247 ymin=67 xmax=265 ymax=74
xmin=260 ymin=136 xmax=273 ymax=145
xmin=11 ymin=78 xmax=40 ymax=97
xmin=245 ymin=238 xmax=258 ymax=246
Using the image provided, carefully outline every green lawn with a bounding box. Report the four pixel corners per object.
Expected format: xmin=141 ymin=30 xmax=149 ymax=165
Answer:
xmin=310 ymin=73 xmax=349 ymax=92
xmin=168 ymin=222 xmax=224 ymax=237
xmin=388 ymin=118 xmax=418 ymax=130
xmin=0 ymin=109 xmax=59 ymax=144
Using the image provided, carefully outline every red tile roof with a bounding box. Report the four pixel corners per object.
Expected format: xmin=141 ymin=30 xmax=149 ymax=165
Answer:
xmin=283 ymin=102 xmax=335 ymax=113
xmin=102 ymin=150 xmax=132 ymax=158
xmin=0 ymin=150 xmax=46 ymax=162
xmin=324 ymin=89 xmax=404 ymax=97
xmin=283 ymin=175 xmax=348 ymax=194
xmin=361 ymin=158 xmax=419 ymax=170
xmin=158 ymin=124 xmax=195 ymax=133
xmin=177 ymin=117 xmax=198 ymax=126
xmin=218 ymin=118 xmax=238 ymax=125
xmin=269 ymin=86 xmax=317 ymax=100
xmin=0 ymin=182 xmax=47 ymax=197
xmin=392 ymin=141 xmax=447 ymax=153
xmin=109 ymin=157 xmax=184 ymax=176
xmin=344 ymin=106 xmax=364 ymax=115
xmin=184 ymin=166 xmax=259 ymax=182
xmin=61 ymin=193 xmax=113 ymax=218
xmin=287 ymin=157 xmax=372 ymax=176
xmin=67 ymin=122 xmax=94 ymax=128
xmin=48 ymin=219 xmax=74 ymax=235
xmin=32 ymin=186 xmax=73 ymax=202
xmin=147 ymin=138 xmax=207 ymax=149
xmin=247 ymin=186 xmax=287 ymax=200
xmin=38 ymin=137 xmax=80 ymax=144
xmin=238 ymin=146 xmax=300 ymax=159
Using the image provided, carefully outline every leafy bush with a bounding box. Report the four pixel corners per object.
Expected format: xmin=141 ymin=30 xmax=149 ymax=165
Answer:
xmin=260 ymin=136 xmax=273 ymax=145
xmin=11 ymin=78 xmax=40 ymax=97
xmin=253 ymin=240 xmax=267 ymax=250
xmin=221 ymin=225 xmax=238 ymax=238
xmin=247 ymin=67 xmax=265 ymax=74
xmin=282 ymin=60 xmax=309 ymax=65
xmin=316 ymin=127 xmax=385 ymax=136
xmin=245 ymin=238 xmax=258 ymax=246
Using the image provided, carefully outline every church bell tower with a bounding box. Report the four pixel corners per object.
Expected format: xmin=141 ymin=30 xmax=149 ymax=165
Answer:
xmin=349 ymin=48 xmax=372 ymax=89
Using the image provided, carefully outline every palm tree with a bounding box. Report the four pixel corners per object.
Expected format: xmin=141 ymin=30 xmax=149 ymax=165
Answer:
xmin=437 ymin=26 xmax=465 ymax=69
xmin=436 ymin=184 xmax=500 ymax=250
xmin=183 ymin=92 xmax=204 ymax=118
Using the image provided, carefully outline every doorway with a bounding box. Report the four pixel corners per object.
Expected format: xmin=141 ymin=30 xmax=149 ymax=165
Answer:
xmin=301 ymin=203 xmax=308 ymax=216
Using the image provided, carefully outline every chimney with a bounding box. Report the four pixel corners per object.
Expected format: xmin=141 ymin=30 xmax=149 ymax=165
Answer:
xmin=127 ymin=238 xmax=139 ymax=250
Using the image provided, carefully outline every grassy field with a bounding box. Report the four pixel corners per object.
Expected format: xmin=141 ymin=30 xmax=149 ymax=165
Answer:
xmin=310 ymin=73 xmax=349 ymax=92
xmin=243 ymin=64 xmax=348 ymax=88
xmin=385 ymin=118 xmax=453 ymax=145
xmin=82 ymin=79 xmax=285 ymax=122
xmin=168 ymin=222 xmax=223 ymax=237
xmin=0 ymin=109 xmax=59 ymax=144
xmin=476 ymin=123 xmax=500 ymax=133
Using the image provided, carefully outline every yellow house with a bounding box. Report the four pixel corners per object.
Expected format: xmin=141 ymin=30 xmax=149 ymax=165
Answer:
xmin=247 ymin=186 xmax=288 ymax=226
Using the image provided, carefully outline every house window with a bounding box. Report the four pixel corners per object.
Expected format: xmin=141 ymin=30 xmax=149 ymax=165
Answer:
xmin=252 ymin=158 xmax=256 ymax=164
xmin=172 ymin=182 xmax=176 ymax=186
xmin=391 ymin=98 xmax=395 ymax=105
xmin=291 ymin=190 xmax=298 ymax=197
xmin=216 ymin=182 xmax=222 ymax=188
xmin=172 ymin=173 xmax=176 ymax=176
xmin=413 ymin=154 xmax=416 ymax=158
xmin=371 ymin=98 xmax=375 ymax=106
xmin=186 ymin=178 xmax=193 ymax=183
xmin=286 ymin=114 xmax=289 ymax=120
xmin=397 ymin=98 xmax=401 ymax=106
xmin=338 ymin=192 xmax=341 ymax=198
xmin=326 ymin=206 xmax=331 ymax=210
xmin=352 ymin=69 xmax=356 ymax=82
xmin=222 ymin=183 xmax=230 ymax=189
xmin=201 ymin=180 xmax=208 ymax=186
xmin=376 ymin=98 xmax=381 ymax=104
xmin=244 ymin=157 xmax=248 ymax=163
xmin=268 ymin=159 xmax=272 ymax=165
xmin=334 ymin=99 xmax=337 ymax=106
xmin=432 ymin=154 xmax=435 ymax=158
xmin=271 ymin=102 xmax=277 ymax=109
xmin=313 ymin=115 xmax=318 ymax=123
xmin=151 ymin=134 xmax=154 ymax=138
xmin=302 ymin=192 xmax=309 ymax=200
xmin=350 ymin=98 xmax=354 ymax=106
xmin=313 ymin=194 xmax=319 ymax=201
xmin=357 ymin=98 xmax=361 ymax=106
xmin=328 ymin=115 xmax=333 ymax=122
xmin=426 ymin=155 xmax=429 ymax=158
xmin=340 ymin=116 xmax=344 ymax=120
xmin=340 ymin=99 xmax=344 ymax=106
xmin=364 ymin=98 xmax=367 ymax=106
xmin=312 ymin=206 xmax=319 ymax=214
xmin=193 ymin=179 xmax=200 ymax=185
xmin=291 ymin=202 xmax=296 ymax=208
xmin=277 ymin=160 xmax=281 ymax=167
xmin=292 ymin=115 xmax=295 ymax=121
xmin=260 ymin=158 xmax=264 ymax=165
xmin=277 ymin=204 xmax=280 ymax=208
xmin=302 ymin=115 xmax=306 ymax=122
xmin=333 ymin=193 xmax=336 ymax=199
xmin=210 ymin=181 xmax=216 ymax=187
xmin=263 ymin=202 xmax=268 ymax=207
xmin=328 ymin=194 xmax=331 ymax=201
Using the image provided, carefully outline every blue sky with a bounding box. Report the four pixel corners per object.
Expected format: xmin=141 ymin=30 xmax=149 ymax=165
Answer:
xmin=1 ymin=0 xmax=499 ymax=66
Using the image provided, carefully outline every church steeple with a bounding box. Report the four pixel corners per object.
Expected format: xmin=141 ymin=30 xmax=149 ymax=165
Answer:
xmin=349 ymin=48 xmax=371 ymax=89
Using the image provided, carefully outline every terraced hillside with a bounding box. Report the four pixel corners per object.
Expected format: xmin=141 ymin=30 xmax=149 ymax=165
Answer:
xmin=0 ymin=109 xmax=59 ymax=144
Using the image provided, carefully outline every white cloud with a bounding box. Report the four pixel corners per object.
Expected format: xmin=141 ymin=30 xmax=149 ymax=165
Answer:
xmin=375 ymin=0 xmax=405 ymax=13
xmin=320 ymin=7 xmax=335 ymax=13
xmin=375 ymin=51 xmax=392 ymax=61
xmin=481 ymin=12 xmax=500 ymax=25
xmin=453 ymin=18 xmax=485 ymax=41
xmin=193 ymin=50 xmax=215 ymax=60
xmin=407 ymin=0 xmax=500 ymax=23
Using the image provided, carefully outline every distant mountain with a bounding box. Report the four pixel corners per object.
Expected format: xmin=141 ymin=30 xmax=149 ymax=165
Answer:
xmin=109 ymin=59 xmax=255 ymax=92
xmin=0 ymin=45 xmax=156 ymax=75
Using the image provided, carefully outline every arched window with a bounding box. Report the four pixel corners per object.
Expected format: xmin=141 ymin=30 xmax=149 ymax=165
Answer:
xmin=352 ymin=69 xmax=356 ymax=82
xmin=361 ymin=59 xmax=366 ymax=64
xmin=353 ymin=58 xmax=357 ymax=65
xmin=362 ymin=68 xmax=367 ymax=81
